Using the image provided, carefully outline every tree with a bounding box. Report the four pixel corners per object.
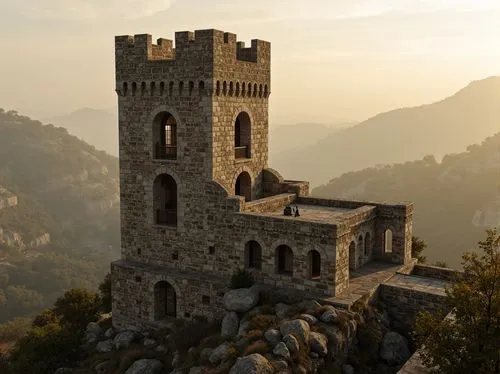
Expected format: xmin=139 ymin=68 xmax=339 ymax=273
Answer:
xmin=414 ymin=228 xmax=500 ymax=373
xmin=98 ymin=273 xmax=112 ymax=313
xmin=411 ymin=236 xmax=427 ymax=263
xmin=52 ymin=288 xmax=100 ymax=331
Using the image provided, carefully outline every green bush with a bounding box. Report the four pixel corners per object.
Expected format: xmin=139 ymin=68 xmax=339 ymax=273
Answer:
xmin=229 ymin=269 xmax=254 ymax=289
xmin=32 ymin=309 xmax=58 ymax=328
xmin=53 ymin=288 xmax=100 ymax=331
xmin=98 ymin=273 xmax=112 ymax=313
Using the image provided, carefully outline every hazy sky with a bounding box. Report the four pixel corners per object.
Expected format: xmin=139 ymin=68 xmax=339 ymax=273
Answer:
xmin=1 ymin=0 xmax=499 ymax=124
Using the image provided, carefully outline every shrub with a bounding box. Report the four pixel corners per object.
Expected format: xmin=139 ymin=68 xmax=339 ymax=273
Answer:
xmin=249 ymin=314 xmax=275 ymax=331
xmin=243 ymin=340 xmax=269 ymax=356
xmin=229 ymin=269 xmax=254 ymax=289
xmin=0 ymin=317 xmax=31 ymax=343
xmin=246 ymin=329 xmax=263 ymax=341
xmin=169 ymin=320 xmax=219 ymax=352
xmin=98 ymin=273 xmax=112 ymax=313
xmin=32 ymin=309 xmax=58 ymax=328
xmin=53 ymin=288 xmax=101 ymax=331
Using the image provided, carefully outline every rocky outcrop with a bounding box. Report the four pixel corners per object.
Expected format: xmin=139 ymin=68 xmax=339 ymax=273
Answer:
xmin=123 ymin=359 xmax=163 ymax=374
xmin=380 ymin=331 xmax=411 ymax=365
xmin=222 ymin=285 xmax=259 ymax=312
xmin=229 ymin=354 xmax=274 ymax=374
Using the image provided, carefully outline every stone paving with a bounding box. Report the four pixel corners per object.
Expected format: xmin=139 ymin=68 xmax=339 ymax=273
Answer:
xmin=259 ymin=203 xmax=355 ymax=224
xmin=322 ymin=261 xmax=407 ymax=309
xmin=386 ymin=273 xmax=450 ymax=296
xmin=321 ymin=260 xmax=449 ymax=309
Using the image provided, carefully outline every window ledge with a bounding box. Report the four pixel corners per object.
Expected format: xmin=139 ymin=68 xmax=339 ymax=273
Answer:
xmin=235 ymin=158 xmax=252 ymax=164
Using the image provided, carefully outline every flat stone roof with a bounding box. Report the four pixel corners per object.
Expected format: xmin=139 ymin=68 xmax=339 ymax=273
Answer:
xmin=253 ymin=203 xmax=355 ymax=224
xmin=385 ymin=273 xmax=450 ymax=296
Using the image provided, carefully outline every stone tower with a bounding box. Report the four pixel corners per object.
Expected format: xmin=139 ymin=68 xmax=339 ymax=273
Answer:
xmin=111 ymin=29 xmax=413 ymax=331
xmin=112 ymin=29 xmax=273 ymax=328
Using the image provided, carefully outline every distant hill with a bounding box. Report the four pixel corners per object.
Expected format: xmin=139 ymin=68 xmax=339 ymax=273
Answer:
xmin=313 ymin=132 xmax=500 ymax=268
xmin=0 ymin=109 xmax=120 ymax=323
xmin=269 ymin=122 xmax=353 ymax=157
xmin=44 ymin=107 xmax=118 ymax=156
xmin=272 ymin=76 xmax=500 ymax=187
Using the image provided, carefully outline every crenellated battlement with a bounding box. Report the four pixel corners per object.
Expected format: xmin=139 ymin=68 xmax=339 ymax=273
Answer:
xmin=115 ymin=29 xmax=270 ymax=65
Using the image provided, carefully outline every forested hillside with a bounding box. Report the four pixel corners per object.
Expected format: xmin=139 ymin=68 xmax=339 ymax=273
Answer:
xmin=313 ymin=132 xmax=500 ymax=268
xmin=0 ymin=109 xmax=120 ymax=323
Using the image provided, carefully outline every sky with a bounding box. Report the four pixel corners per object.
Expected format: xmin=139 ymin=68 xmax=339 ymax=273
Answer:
xmin=0 ymin=0 xmax=499 ymax=125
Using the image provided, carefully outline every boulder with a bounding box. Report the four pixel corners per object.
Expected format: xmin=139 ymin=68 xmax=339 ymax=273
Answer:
xmin=315 ymin=323 xmax=348 ymax=363
xmin=299 ymin=314 xmax=318 ymax=326
xmin=342 ymin=364 xmax=355 ymax=374
xmin=209 ymin=343 xmax=231 ymax=365
xmin=273 ymin=342 xmax=290 ymax=359
xmin=155 ymin=345 xmax=167 ymax=353
xmin=264 ymin=328 xmax=282 ymax=347
xmin=143 ymin=338 xmax=157 ymax=347
xmin=229 ymin=353 xmax=274 ymax=374
xmin=319 ymin=307 xmax=338 ymax=324
xmin=94 ymin=360 xmax=112 ymax=374
xmin=237 ymin=320 xmax=251 ymax=337
xmin=221 ymin=312 xmax=240 ymax=338
xmin=189 ymin=367 xmax=207 ymax=374
xmin=275 ymin=303 xmax=290 ymax=319
xmin=282 ymin=334 xmax=299 ymax=353
xmin=272 ymin=360 xmax=288 ymax=372
xmin=280 ymin=319 xmax=310 ymax=344
xmin=86 ymin=322 xmax=102 ymax=336
xmin=200 ymin=347 xmax=213 ymax=364
xmin=123 ymin=359 xmax=163 ymax=374
xmin=223 ymin=285 xmax=259 ymax=312
xmin=171 ymin=351 xmax=181 ymax=367
xmin=96 ymin=339 xmax=114 ymax=353
xmin=309 ymin=332 xmax=328 ymax=357
xmin=114 ymin=331 xmax=137 ymax=350
xmin=380 ymin=331 xmax=411 ymax=365
xmin=296 ymin=300 xmax=322 ymax=314
xmin=104 ymin=327 xmax=115 ymax=338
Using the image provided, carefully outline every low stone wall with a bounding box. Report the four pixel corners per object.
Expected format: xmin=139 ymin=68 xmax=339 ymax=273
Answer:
xmin=243 ymin=193 xmax=296 ymax=213
xmin=412 ymin=264 xmax=461 ymax=282
xmin=380 ymin=283 xmax=450 ymax=333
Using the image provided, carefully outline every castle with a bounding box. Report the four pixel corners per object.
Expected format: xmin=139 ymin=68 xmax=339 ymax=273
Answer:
xmin=111 ymin=29 xmax=414 ymax=330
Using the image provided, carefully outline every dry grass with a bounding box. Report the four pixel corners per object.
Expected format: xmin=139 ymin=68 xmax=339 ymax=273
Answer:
xmin=243 ymin=340 xmax=270 ymax=356
xmin=249 ymin=314 xmax=275 ymax=331
xmin=246 ymin=329 xmax=263 ymax=341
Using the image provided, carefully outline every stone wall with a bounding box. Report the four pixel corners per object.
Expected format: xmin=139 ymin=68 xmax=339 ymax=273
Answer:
xmin=412 ymin=264 xmax=461 ymax=282
xmin=380 ymin=283 xmax=450 ymax=333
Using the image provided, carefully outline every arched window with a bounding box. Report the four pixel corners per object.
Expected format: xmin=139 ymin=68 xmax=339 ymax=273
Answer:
xmin=131 ymin=82 xmax=137 ymax=96
xmin=223 ymin=81 xmax=227 ymax=95
xmin=153 ymin=112 xmax=177 ymax=160
xmin=122 ymin=82 xmax=128 ymax=96
xmin=154 ymin=281 xmax=176 ymax=319
xmin=308 ymin=250 xmax=321 ymax=279
xmin=216 ymin=81 xmax=220 ymax=96
xmin=364 ymin=232 xmax=371 ymax=256
xmin=235 ymin=82 xmax=240 ymax=97
xmin=245 ymin=241 xmax=262 ymax=270
xmin=241 ymin=82 xmax=246 ymax=97
xmin=229 ymin=81 xmax=234 ymax=96
xmin=179 ymin=81 xmax=184 ymax=96
xmin=234 ymin=112 xmax=251 ymax=159
xmin=349 ymin=241 xmax=356 ymax=271
xmin=198 ymin=81 xmax=205 ymax=95
xmin=188 ymin=81 xmax=194 ymax=96
xmin=235 ymin=171 xmax=251 ymax=201
xmin=258 ymin=84 xmax=263 ymax=98
xmin=276 ymin=245 xmax=293 ymax=276
xmin=247 ymin=83 xmax=252 ymax=97
xmin=153 ymin=174 xmax=177 ymax=226
xmin=253 ymin=83 xmax=257 ymax=97
xmin=168 ymin=81 xmax=174 ymax=96
xmin=358 ymin=235 xmax=364 ymax=256
xmin=384 ymin=229 xmax=393 ymax=253
xmin=150 ymin=81 xmax=156 ymax=96
xmin=159 ymin=81 xmax=165 ymax=96
xmin=264 ymin=84 xmax=269 ymax=98
xmin=141 ymin=81 xmax=147 ymax=95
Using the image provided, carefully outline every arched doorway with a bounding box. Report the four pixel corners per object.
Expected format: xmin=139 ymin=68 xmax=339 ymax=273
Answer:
xmin=235 ymin=171 xmax=252 ymax=202
xmin=153 ymin=112 xmax=177 ymax=159
xmin=245 ymin=240 xmax=262 ymax=270
xmin=308 ymin=250 xmax=321 ymax=279
xmin=349 ymin=241 xmax=356 ymax=271
xmin=153 ymin=174 xmax=177 ymax=226
xmin=154 ymin=281 xmax=176 ymax=319
xmin=275 ymin=245 xmax=294 ymax=276
xmin=234 ymin=112 xmax=251 ymax=159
